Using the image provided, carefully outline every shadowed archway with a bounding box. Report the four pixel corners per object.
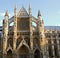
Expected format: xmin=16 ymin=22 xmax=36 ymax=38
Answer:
xmin=7 ymin=50 xmax=13 ymax=58
xmin=34 ymin=49 xmax=40 ymax=58
xmin=18 ymin=45 xmax=29 ymax=58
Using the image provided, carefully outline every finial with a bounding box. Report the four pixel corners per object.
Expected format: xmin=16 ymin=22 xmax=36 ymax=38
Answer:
xmin=5 ymin=10 xmax=9 ymax=16
xmin=22 ymin=4 xmax=24 ymax=7
xmin=38 ymin=10 xmax=41 ymax=16
xmin=14 ymin=4 xmax=17 ymax=10
xmin=14 ymin=4 xmax=17 ymax=16
xmin=29 ymin=3 xmax=31 ymax=9
xmin=29 ymin=4 xmax=32 ymax=16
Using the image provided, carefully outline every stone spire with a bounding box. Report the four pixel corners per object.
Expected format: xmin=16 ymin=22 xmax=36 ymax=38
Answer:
xmin=5 ymin=10 xmax=9 ymax=16
xmin=14 ymin=4 xmax=17 ymax=16
xmin=29 ymin=4 xmax=32 ymax=16
xmin=37 ymin=10 xmax=44 ymax=49
xmin=3 ymin=10 xmax=9 ymax=54
xmin=38 ymin=10 xmax=42 ymax=20
xmin=38 ymin=10 xmax=41 ymax=16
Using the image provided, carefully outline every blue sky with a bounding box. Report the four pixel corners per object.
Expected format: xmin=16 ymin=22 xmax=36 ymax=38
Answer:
xmin=0 ymin=0 xmax=60 ymax=26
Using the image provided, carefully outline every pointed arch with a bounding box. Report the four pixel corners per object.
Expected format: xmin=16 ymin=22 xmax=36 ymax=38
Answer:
xmin=34 ymin=48 xmax=40 ymax=53
xmin=7 ymin=50 xmax=13 ymax=58
xmin=16 ymin=36 xmax=22 ymax=48
xmin=34 ymin=49 xmax=40 ymax=58
xmin=34 ymin=49 xmax=43 ymax=58
xmin=18 ymin=45 xmax=30 ymax=58
xmin=7 ymin=46 xmax=13 ymax=52
xmin=18 ymin=45 xmax=29 ymax=54
xmin=24 ymin=36 xmax=30 ymax=46
xmin=17 ymin=39 xmax=30 ymax=51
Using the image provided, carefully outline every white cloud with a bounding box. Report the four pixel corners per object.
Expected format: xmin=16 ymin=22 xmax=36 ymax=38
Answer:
xmin=0 ymin=19 xmax=3 ymax=26
xmin=55 ymin=24 xmax=60 ymax=26
xmin=0 ymin=12 xmax=13 ymax=17
xmin=57 ymin=24 xmax=60 ymax=26
xmin=0 ymin=12 xmax=13 ymax=26
xmin=0 ymin=12 xmax=5 ymax=16
xmin=0 ymin=19 xmax=3 ymax=22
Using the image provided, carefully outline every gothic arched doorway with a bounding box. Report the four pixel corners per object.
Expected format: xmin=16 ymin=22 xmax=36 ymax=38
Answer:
xmin=7 ymin=50 xmax=13 ymax=58
xmin=18 ymin=45 xmax=29 ymax=58
xmin=34 ymin=50 xmax=40 ymax=58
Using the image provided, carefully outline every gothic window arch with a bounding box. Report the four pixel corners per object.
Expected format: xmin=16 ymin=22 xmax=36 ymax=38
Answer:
xmin=34 ymin=49 xmax=42 ymax=58
xmin=18 ymin=45 xmax=29 ymax=58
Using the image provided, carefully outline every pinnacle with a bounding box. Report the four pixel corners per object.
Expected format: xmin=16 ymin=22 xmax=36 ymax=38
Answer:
xmin=38 ymin=10 xmax=41 ymax=16
xmin=5 ymin=10 xmax=9 ymax=16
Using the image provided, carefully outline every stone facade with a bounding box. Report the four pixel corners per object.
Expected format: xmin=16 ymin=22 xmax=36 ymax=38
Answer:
xmin=1 ymin=5 xmax=60 ymax=58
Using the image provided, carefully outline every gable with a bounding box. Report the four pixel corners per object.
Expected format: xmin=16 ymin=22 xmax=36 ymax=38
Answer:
xmin=17 ymin=6 xmax=29 ymax=17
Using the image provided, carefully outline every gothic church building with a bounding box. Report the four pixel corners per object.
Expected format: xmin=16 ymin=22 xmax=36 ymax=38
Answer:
xmin=2 ymin=5 xmax=60 ymax=58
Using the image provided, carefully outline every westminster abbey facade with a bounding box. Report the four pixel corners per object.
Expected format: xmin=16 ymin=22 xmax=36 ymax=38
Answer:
xmin=0 ymin=5 xmax=60 ymax=58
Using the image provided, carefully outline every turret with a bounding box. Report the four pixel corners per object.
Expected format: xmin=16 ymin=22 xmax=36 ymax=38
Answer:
xmin=37 ymin=10 xmax=47 ymax=58
xmin=3 ymin=10 xmax=9 ymax=54
xmin=37 ymin=10 xmax=45 ymax=44
xmin=37 ymin=10 xmax=44 ymax=33
xmin=38 ymin=10 xmax=42 ymax=21
xmin=38 ymin=10 xmax=44 ymax=26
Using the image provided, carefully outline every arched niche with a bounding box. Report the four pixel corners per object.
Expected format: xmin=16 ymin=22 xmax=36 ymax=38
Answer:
xmin=18 ymin=45 xmax=29 ymax=58
xmin=34 ymin=49 xmax=43 ymax=58
xmin=7 ymin=38 xmax=13 ymax=47
xmin=7 ymin=50 xmax=13 ymax=58
xmin=33 ymin=37 xmax=40 ymax=47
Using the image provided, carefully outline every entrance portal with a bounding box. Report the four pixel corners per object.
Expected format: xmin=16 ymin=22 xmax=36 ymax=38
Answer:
xmin=7 ymin=50 xmax=12 ymax=58
xmin=34 ymin=50 xmax=40 ymax=58
xmin=18 ymin=45 xmax=29 ymax=58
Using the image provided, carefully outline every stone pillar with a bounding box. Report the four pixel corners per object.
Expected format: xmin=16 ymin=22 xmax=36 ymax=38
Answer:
xmin=37 ymin=10 xmax=47 ymax=58
xmin=37 ymin=10 xmax=44 ymax=47
xmin=56 ymin=36 xmax=59 ymax=58
xmin=3 ymin=10 xmax=9 ymax=58
xmin=30 ymin=18 xmax=33 ymax=50
xmin=30 ymin=31 xmax=33 ymax=50
xmin=13 ymin=52 xmax=17 ymax=58
xmin=3 ymin=54 xmax=6 ymax=58
xmin=30 ymin=51 xmax=34 ymax=58
xmin=29 ymin=5 xmax=33 ymax=50
xmin=13 ymin=5 xmax=17 ymax=50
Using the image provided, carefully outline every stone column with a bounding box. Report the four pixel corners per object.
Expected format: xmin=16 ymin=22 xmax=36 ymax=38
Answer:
xmin=3 ymin=52 xmax=7 ymax=58
xmin=29 ymin=15 xmax=33 ymax=50
xmin=41 ymin=36 xmax=47 ymax=58
xmin=30 ymin=51 xmax=34 ymax=58
xmin=3 ymin=10 xmax=9 ymax=58
xmin=13 ymin=5 xmax=17 ymax=50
